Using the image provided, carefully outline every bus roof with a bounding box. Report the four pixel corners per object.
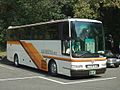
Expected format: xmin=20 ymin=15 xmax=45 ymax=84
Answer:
xmin=8 ymin=18 xmax=102 ymax=30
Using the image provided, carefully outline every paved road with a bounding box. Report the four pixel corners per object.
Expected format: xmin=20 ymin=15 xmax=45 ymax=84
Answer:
xmin=0 ymin=58 xmax=120 ymax=90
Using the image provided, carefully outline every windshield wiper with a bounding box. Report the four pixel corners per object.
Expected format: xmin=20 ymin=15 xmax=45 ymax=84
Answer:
xmin=72 ymin=51 xmax=90 ymax=58
xmin=79 ymin=51 xmax=91 ymax=57
xmin=72 ymin=51 xmax=100 ymax=58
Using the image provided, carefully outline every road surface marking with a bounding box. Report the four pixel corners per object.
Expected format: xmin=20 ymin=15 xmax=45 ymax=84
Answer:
xmin=0 ymin=76 xmax=39 ymax=82
xmin=38 ymin=76 xmax=117 ymax=85
xmin=0 ymin=64 xmax=15 ymax=70
xmin=0 ymin=75 xmax=117 ymax=85
xmin=63 ymin=77 xmax=117 ymax=85
xmin=38 ymin=76 xmax=65 ymax=84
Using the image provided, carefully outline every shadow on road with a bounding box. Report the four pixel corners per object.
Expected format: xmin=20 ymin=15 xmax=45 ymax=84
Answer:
xmin=0 ymin=56 xmax=49 ymax=75
xmin=0 ymin=56 xmax=13 ymax=65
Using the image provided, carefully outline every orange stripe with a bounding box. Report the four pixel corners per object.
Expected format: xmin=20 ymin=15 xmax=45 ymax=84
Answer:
xmin=7 ymin=41 xmax=106 ymax=67
xmin=43 ymin=54 xmax=71 ymax=61
xmin=71 ymin=58 xmax=106 ymax=62
xmin=20 ymin=41 xmax=48 ymax=71
xmin=7 ymin=41 xmax=20 ymax=45
xmin=7 ymin=41 xmax=48 ymax=71
xmin=43 ymin=54 xmax=106 ymax=62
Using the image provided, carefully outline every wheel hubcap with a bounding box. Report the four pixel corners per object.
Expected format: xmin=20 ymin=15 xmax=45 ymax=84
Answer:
xmin=14 ymin=57 xmax=18 ymax=65
xmin=51 ymin=63 xmax=56 ymax=74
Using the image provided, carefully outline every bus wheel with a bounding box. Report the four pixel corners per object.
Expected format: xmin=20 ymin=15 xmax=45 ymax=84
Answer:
xmin=49 ymin=60 xmax=57 ymax=76
xmin=14 ymin=55 xmax=19 ymax=67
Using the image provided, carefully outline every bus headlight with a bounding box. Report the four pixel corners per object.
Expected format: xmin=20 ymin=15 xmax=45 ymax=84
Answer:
xmin=71 ymin=65 xmax=83 ymax=69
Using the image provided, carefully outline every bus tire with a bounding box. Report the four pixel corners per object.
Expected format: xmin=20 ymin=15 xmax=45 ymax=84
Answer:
xmin=14 ymin=54 xmax=19 ymax=67
xmin=49 ymin=60 xmax=57 ymax=76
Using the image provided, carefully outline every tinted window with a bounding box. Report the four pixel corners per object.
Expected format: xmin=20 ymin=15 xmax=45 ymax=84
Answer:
xmin=7 ymin=22 xmax=62 ymax=40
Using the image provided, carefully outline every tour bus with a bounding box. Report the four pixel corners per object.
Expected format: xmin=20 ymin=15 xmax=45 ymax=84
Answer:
xmin=7 ymin=18 xmax=107 ymax=77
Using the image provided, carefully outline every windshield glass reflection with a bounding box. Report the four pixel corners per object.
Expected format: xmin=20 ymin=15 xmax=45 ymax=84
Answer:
xmin=71 ymin=21 xmax=105 ymax=57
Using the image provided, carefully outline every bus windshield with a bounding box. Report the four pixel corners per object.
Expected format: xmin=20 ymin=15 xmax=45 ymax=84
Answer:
xmin=71 ymin=21 xmax=105 ymax=58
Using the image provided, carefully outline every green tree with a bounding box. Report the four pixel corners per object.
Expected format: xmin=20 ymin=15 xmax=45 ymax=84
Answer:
xmin=99 ymin=0 xmax=120 ymax=53
xmin=0 ymin=0 xmax=120 ymax=53
xmin=0 ymin=0 xmax=17 ymax=50
xmin=6 ymin=0 xmax=76 ymax=25
xmin=0 ymin=0 xmax=76 ymax=51
xmin=74 ymin=0 xmax=100 ymax=19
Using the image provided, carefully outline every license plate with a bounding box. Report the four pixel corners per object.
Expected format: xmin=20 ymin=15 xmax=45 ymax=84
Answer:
xmin=89 ymin=70 xmax=96 ymax=75
xmin=86 ymin=64 xmax=99 ymax=69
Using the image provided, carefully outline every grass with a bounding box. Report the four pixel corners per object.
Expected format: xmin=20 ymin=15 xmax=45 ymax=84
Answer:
xmin=0 ymin=51 xmax=6 ymax=57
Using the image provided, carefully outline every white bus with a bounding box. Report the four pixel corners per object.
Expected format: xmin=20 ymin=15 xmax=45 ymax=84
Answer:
xmin=7 ymin=18 xmax=107 ymax=77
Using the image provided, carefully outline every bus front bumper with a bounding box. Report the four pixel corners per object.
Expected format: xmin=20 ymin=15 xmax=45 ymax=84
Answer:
xmin=70 ymin=68 xmax=106 ymax=77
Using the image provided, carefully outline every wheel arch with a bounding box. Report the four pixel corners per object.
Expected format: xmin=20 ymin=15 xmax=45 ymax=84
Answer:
xmin=14 ymin=53 xmax=18 ymax=58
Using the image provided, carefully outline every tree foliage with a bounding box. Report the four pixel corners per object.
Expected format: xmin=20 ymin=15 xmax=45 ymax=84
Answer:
xmin=0 ymin=0 xmax=120 ymax=52
xmin=74 ymin=0 xmax=99 ymax=19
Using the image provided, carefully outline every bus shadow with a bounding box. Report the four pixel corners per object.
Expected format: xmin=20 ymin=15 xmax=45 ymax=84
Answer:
xmin=0 ymin=57 xmax=48 ymax=76
xmin=0 ymin=56 xmax=13 ymax=66
xmin=56 ymin=74 xmax=101 ymax=81
xmin=0 ymin=57 xmax=101 ymax=80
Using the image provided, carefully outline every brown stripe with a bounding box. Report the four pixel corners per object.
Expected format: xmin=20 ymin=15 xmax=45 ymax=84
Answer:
xmin=71 ymin=58 xmax=106 ymax=62
xmin=43 ymin=54 xmax=106 ymax=62
xmin=7 ymin=41 xmax=106 ymax=65
xmin=20 ymin=41 xmax=48 ymax=71
xmin=7 ymin=41 xmax=48 ymax=71
xmin=7 ymin=41 xmax=20 ymax=45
